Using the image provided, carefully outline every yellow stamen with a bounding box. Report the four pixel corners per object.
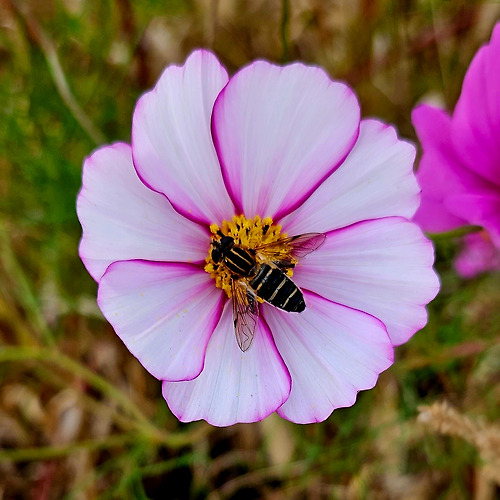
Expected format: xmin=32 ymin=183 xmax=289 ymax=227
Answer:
xmin=204 ymin=215 xmax=294 ymax=298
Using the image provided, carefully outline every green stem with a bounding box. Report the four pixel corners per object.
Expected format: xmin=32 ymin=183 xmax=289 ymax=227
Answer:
xmin=0 ymin=434 xmax=138 ymax=462
xmin=139 ymin=453 xmax=200 ymax=477
xmin=427 ymin=225 xmax=482 ymax=241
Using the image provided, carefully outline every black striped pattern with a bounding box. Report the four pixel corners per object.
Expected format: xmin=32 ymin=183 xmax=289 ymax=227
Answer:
xmin=224 ymin=247 xmax=255 ymax=277
xmin=250 ymin=264 xmax=305 ymax=312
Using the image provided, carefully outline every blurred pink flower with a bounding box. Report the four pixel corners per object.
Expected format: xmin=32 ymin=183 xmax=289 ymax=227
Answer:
xmin=454 ymin=232 xmax=500 ymax=278
xmin=77 ymin=50 xmax=438 ymax=426
xmin=413 ymin=22 xmax=500 ymax=276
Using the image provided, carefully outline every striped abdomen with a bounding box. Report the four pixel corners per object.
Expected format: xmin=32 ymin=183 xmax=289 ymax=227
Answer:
xmin=249 ymin=264 xmax=305 ymax=312
xmin=223 ymin=246 xmax=256 ymax=277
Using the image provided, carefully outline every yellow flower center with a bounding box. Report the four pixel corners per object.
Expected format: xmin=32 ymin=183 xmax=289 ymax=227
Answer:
xmin=204 ymin=215 xmax=293 ymax=298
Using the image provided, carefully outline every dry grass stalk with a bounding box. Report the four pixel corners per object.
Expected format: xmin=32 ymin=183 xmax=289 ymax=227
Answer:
xmin=418 ymin=401 xmax=500 ymax=485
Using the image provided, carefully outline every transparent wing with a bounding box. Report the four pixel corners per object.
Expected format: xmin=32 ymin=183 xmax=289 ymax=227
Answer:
xmin=232 ymin=280 xmax=259 ymax=352
xmin=257 ymin=233 xmax=326 ymax=265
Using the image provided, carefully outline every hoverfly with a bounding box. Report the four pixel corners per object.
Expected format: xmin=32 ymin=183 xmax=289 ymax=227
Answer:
xmin=210 ymin=231 xmax=326 ymax=351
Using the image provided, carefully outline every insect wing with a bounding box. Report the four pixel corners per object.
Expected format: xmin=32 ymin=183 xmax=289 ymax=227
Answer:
xmin=232 ymin=280 xmax=259 ymax=352
xmin=257 ymin=233 xmax=326 ymax=262
xmin=282 ymin=233 xmax=326 ymax=258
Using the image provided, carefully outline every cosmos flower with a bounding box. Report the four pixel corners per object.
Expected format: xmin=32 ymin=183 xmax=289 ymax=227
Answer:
xmin=77 ymin=50 xmax=439 ymax=426
xmin=454 ymin=232 xmax=500 ymax=279
xmin=413 ymin=22 xmax=500 ymax=277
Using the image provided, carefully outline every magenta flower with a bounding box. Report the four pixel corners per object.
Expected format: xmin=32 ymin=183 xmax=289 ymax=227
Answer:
xmin=454 ymin=232 xmax=500 ymax=278
xmin=77 ymin=50 xmax=439 ymax=426
xmin=413 ymin=22 xmax=500 ymax=277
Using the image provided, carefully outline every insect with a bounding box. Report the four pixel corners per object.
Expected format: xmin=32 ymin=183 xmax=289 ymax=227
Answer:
xmin=210 ymin=231 xmax=326 ymax=351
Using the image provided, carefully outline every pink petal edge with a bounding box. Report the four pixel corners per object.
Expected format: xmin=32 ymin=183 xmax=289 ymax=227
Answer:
xmin=162 ymin=301 xmax=291 ymax=426
xmin=212 ymin=59 xmax=360 ymax=220
xmin=97 ymin=260 xmax=224 ymax=382
xmin=445 ymin=193 xmax=500 ymax=248
xmin=280 ymin=119 xmax=419 ymax=235
xmin=293 ymin=217 xmax=440 ymax=346
xmin=132 ymin=49 xmax=235 ymax=226
xmin=263 ymin=292 xmax=393 ymax=424
xmin=77 ymin=142 xmax=209 ymax=282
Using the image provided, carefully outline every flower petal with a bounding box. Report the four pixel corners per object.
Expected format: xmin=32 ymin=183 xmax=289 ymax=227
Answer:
xmin=212 ymin=60 xmax=360 ymax=219
xmin=280 ymin=119 xmax=419 ymax=235
xmin=293 ymin=217 xmax=440 ymax=346
xmin=445 ymin=193 xmax=500 ymax=248
xmin=132 ymin=50 xmax=235 ymax=225
xmin=454 ymin=232 xmax=500 ymax=278
xmin=97 ymin=261 xmax=224 ymax=381
xmin=411 ymin=105 xmax=474 ymax=233
xmin=413 ymin=196 xmax=466 ymax=235
xmin=263 ymin=293 xmax=393 ymax=424
xmin=77 ymin=143 xmax=209 ymax=281
xmin=451 ymin=23 xmax=500 ymax=186
xmin=162 ymin=301 xmax=291 ymax=426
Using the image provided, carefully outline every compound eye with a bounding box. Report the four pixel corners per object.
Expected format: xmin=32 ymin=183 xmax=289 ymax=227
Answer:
xmin=211 ymin=247 xmax=221 ymax=263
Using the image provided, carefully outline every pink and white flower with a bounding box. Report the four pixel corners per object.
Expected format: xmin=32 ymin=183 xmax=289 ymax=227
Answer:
xmin=77 ymin=50 xmax=439 ymax=426
xmin=413 ymin=22 xmax=500 ymax=277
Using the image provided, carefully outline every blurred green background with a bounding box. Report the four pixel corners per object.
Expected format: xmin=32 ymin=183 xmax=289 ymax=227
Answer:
xmin=1 ymin=0 xmax=500 ymax=498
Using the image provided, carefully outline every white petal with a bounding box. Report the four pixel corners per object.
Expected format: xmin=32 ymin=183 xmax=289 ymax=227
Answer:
xmin=280 ymin=120 xmax=419 ymax=235
xmin=212 ymin=60 xmax=360 ymax=219
xmin=77 ymin=143 xmax=209 ymax=281
xmin=162 ymin=301 xmax=291 ymax=426
xmin=132 ymin=50 xmax=235 ymax=225
xmin=97 ymin=261 xmax=224 ymax=381
xmin=293 ymin=217 xmax=440 ymax=346
xmin=263 ymin=293 xmax=393 ymax=423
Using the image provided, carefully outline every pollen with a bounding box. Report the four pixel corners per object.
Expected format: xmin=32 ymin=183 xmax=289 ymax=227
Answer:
xmin=204 ymin=215 xmax=294 ymax=298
